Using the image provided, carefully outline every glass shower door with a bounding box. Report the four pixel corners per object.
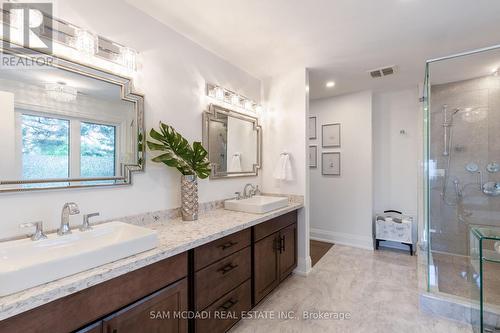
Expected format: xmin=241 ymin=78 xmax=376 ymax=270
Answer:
xmin=425 ymin=45 xmax=500 ymax=332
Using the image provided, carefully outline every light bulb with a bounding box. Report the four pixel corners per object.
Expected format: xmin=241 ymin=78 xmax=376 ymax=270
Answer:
xmin=72 ymin=29 xmax=98 ymax=57
xmin=118 ymin=46 xmax=137 ymax=71
xmin=244 ymin=100 xmax=253 ymax=110
xmin=214 ymin=87 xmax=224 ymax=100
xmin=231 ymin=94 xmax=241 ymax=106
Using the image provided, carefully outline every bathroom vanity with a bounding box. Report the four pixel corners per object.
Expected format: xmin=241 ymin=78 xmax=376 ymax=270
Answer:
xmin=0 ymin=207 xmax=299 ymax=333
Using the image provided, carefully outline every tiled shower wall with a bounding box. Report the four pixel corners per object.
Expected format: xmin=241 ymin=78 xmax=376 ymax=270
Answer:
xmin=430 ymin=75 xmax=500 ymax=256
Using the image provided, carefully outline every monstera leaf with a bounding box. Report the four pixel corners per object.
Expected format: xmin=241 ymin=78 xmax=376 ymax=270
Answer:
xmin=147 ymin=122 xmax=211 ymax=179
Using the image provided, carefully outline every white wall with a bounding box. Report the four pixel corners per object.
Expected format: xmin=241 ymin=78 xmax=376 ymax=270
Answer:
xmin=0 ymin=0 xmax=262 ymax=239
xmin=262 ymin=68 xmax=310 ymax=275
xmin=0 ymin=92 xmax=15 ymax=179
xmin=309 ymin=91 xmax=373 ymax=249
xmin=372 ymin=87 xmax=419 ymax=218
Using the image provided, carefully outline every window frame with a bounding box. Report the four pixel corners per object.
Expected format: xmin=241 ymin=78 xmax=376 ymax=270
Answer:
xmin=16 ymin=109 xmax=121 ymax=180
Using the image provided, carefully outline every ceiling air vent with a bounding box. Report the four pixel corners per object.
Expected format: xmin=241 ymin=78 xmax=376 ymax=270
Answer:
xmin=369 ymin=65 xmax=398 ymax=79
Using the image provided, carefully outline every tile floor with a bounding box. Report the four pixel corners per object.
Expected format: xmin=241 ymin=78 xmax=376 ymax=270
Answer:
xmin=231 ymin=245 xmax=473 ymax=333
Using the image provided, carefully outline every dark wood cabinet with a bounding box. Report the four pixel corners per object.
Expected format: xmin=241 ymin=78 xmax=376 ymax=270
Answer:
xmin=278 ymin=222 xmax=297 ymax=281
xmin=254 ymin=232 xmax=280 ymax=303
xmin=253 ymin=212 xmax=297 ymax=304
xmin=195 ymin=247 xmax=251 ymax=310
xmin=103 ymin=278 xmax=188 ymax=333
xmin=195 ymin=280 xmax=251 ymax=333
xmin=194 ymin=229 xmax=251 ymax=271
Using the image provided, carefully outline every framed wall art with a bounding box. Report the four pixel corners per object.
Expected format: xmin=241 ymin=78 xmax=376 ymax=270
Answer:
xmin=322 ymin=123 xmax=341 ymax=147
xmin=309 ymin=145 xmax=318 ymax=168
xmin=309 ymin=116 xmax=317 ymax=139
xmin=322 ymin=152 xmax=341 ymax=176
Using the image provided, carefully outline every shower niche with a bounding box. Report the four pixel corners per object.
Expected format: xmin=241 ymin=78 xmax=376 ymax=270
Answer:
xmin=424 ymin=46 xmax=500 ymax=332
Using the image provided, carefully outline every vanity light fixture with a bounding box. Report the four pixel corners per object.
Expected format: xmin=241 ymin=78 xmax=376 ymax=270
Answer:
xmin=117 ymin=46 xmax=138 ymax=71
xmin=492 ymin=68 xmax=499 ymax=76
xmin=231 ymin=93 xmax=241 ymax=106
xmin=45 ymin=82 xmax=78 ymax=102
xmin=2 ymin=7 xmax=139 ymax=72
xmin=214 ymin=86 xmax=225 ymax=100
xmin=206 ymin=83 xmax=263 ymax=113
xmin=326 ymin=81 xmax=336 ymax=88
xmin=72 ymin=28 xmax=98 ymax=57
xmin=244 ymin=100 xmax=253 ymax=111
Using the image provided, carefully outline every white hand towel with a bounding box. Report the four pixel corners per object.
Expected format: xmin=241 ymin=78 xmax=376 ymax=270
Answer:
xmin=229 ymin=153 xmax=242 ymax=172
xmin=273 ymin=154 xmax=294 ymax=181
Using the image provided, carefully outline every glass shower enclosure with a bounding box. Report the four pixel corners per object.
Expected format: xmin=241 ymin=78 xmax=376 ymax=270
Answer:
xmin=424 ymin=45 xmax=500 ymax=333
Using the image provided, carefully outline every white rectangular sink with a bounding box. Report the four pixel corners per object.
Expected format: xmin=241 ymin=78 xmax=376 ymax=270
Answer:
xmin=224 ymin=195 xmax=288 ymax=214
xmin=0 ymin=221 xmax=158 ymax=296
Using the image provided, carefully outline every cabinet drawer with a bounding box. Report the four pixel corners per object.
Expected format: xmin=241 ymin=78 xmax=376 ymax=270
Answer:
xmin=103 ymin=278 xmax=188 ymax=333
xmin=194 ymin=229 xmax=251 ymax=271
xmin=196 ymin=279 xmax=251 ymax=333
xmin=195 ymin=247 xmax=251 ymax=310
xmin=254 ymin=211 xmax=297 ymax=242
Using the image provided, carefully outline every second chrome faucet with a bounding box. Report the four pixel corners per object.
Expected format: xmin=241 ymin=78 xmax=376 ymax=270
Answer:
xmin=58 ymin=202 xmax=100 ymax=236
xmin=58 ymin=202 xmax=80 ymax=235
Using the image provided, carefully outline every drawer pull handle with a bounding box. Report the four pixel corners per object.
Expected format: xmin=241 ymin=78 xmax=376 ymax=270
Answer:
xmin=218 ymin=263 xmax=239 ymax=274
xmin=281 ymin=235 xmax=286 ymax=252
xmin=219 ymin=241 xmax=238 ymax=250
xmin=218 ymin=298 xmax=239 ymax=311
xmin=273 ymin=238 xmax=281 ymax=253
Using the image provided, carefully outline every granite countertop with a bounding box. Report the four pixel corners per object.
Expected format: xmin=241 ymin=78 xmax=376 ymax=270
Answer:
xmin=0 ymin=203 xmax=302 ymax=321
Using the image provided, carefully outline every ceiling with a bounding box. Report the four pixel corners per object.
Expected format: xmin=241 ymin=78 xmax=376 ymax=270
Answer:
xmin=127 ymin=0 xmax=500 ymax=99
xmin=0 ymin=61 xmax=123 ymax=101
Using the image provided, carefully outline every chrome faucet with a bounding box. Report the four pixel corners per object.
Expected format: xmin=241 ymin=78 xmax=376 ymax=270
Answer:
xmin=58 ymin=202 xmax=80 ymax=235
xmin=19 ymin=221 xmax=47 ymax=241
xmin=80 ymin=212 xmax=100 ymax=232
xmin=243 ymin=183 xmax=256 ymax=199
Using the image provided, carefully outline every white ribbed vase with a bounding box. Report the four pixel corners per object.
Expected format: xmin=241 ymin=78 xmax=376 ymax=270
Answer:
xmin=181 ymin=175 xmax=198 ymax=221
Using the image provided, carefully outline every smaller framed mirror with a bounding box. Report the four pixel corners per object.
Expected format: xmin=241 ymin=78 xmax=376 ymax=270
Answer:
xmin=203 ymin=104 xmax=262 ymax=178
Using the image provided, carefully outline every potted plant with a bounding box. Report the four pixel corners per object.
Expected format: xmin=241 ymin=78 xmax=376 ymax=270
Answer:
xmin=147 ymin=122 xmax=211 ymax=221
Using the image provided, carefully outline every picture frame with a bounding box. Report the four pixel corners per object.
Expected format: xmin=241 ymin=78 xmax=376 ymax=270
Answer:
xmin=309 ymin=145 xmax=317 ymax=168
xmin=322 ymin=152 xmax=341 ymax=176
xmin=308 ymin=116 xmax=317 ymax=139
xmin=322 ymin=123 xmax=341 ymax=147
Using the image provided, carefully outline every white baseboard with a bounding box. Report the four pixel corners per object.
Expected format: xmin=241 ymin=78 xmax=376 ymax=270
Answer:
xmin=310 ymin=228 xmax=373 ymax=250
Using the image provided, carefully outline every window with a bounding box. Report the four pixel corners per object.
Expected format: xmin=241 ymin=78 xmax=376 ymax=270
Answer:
xmin=20 ymin=113 xmax=118 ymax=180
xmin=80 ymin=122 xmax=116 ymax=177
xmin=21 ymin=114 xmax=69 ymax=179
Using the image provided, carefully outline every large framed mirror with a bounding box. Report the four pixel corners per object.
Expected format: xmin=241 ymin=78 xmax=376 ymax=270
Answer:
xmin=203 ymin=104 xmax=262 ymax=178
xmin=0 ymin=47 xmax=144 ymax=192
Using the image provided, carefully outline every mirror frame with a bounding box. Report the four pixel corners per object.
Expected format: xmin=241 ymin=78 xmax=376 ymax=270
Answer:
xmin=203 ymin=104 xmax=262 ymax=179
xmin=0 ymin=46 xmax=145 ymax=192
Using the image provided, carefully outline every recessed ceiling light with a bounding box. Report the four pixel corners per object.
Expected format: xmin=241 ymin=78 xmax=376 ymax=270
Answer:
xmin=326 ymin=81 xmax=335 ymax=88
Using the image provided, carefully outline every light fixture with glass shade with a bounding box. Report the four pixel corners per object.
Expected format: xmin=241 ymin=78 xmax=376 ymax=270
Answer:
xmin=45 ymin=82 xmax=78 ymax=102
xmin=206 ymin=83 xmax=263 ymax=114
xmin=117 ymin=46 xmax=138 ymax=71
xmin=72 ymin=28 xmax=98 ymax=57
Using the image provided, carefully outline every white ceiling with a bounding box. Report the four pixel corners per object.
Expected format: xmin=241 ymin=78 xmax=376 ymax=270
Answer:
xmin=127 ymin=0 xmax=500 ymax=99
xmin=0 ymin=62 xmax=123 ymax=101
